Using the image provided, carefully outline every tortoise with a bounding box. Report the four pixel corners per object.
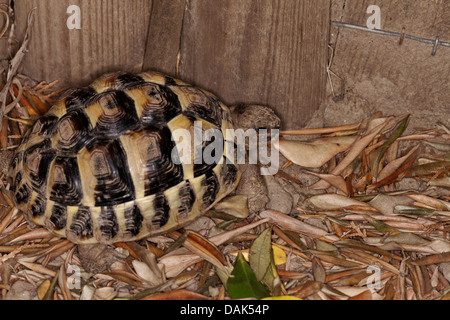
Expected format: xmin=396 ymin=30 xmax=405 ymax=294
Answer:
xmin=2 ymin=71 xmax=280 ymax=244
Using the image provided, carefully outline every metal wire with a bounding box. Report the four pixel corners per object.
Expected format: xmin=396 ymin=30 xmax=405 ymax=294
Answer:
xmin=331 ymin=21 xmax=450 ymax=55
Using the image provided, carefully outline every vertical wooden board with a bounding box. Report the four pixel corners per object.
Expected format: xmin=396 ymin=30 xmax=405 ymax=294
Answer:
xmin=142 ymin=0 xmax=186 ymax=76
xmin=337 ymin=0 xmax=449 ymax=38
xmin=179 ymin=0 xmax=330 ymax=129
xmin=332 ymin=0 xmax=450 ymax=81
xmin=14 ymin=0 xmax=153 ymax=87
xmin=329 ymin=0 xmax=450 ymax=122
xmin=0 ymin=0 xmax=9 ymax=61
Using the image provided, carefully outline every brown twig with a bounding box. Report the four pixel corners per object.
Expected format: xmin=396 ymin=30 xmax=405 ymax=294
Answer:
xmin=0 ymin=9 xmax=35 ymax=132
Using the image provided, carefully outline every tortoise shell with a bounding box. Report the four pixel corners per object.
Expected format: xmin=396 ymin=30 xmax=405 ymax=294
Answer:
xmin=10 ymin=71 xmax=240 ymax=244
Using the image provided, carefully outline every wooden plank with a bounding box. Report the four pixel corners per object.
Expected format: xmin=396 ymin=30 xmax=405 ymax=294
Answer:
xmin=142 ymin=0 xmax=186 ymax=76
xmin=13 ymin=0 xmax=153 ymax=87
xmin=337 ymin=0 xmax=449 ymax=39
xmin=9 ymin=0 xmax=329 ymax=129
xmin=178 ymin=0 xmax=330 ymax=129
xmin=0 ymin=0 xmax=10 ymax=63
xmin=332 ymin=0 xmax=450 ymax=80
xmin=329 ymin=0 xmax=450 ymax=127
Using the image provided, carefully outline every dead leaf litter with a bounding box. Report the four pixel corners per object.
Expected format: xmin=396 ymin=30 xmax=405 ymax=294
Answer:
xmin=1 ymin=6 xmax=450 ymax=301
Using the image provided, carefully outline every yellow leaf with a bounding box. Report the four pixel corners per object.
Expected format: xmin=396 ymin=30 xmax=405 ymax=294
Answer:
xmin=272 ymin=245 xmax=287 ymax=266
xmin=230 ymin=245 xmax=286 ymax=266
xmin=37 ymin=280 xmax=51 ymax=300
xmin=230 ymin=249 xmax=250 ymax=261
xmin=262 ymin=296 xmax=302 ymax=300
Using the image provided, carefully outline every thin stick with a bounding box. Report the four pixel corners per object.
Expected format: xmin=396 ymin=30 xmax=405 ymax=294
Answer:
xmin=0 ymin=9 xmax=35 ymax=132
xmin=0 ymin=7 xmax=9 ymax=39
xmin=331 ymin=21 xmax=450 ymax=52
xmin=281 ymin=122 xmax=362 ymax=136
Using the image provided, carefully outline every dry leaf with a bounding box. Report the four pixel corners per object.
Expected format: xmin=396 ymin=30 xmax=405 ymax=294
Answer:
xmin=260 ymin=210 xmax=339 ymax=241
xmin=0 ymin=10 xmax=35 ymax=131
xmin=125 ymin=242 xmax=164 ymax=286
xmin=428 ymin=240 xmax=450 ymax=253
xmin=58 ymin=264 xmax=72 ymax=300
xmin=311 ymin=117 xmax=392 ymax=189
xmin=80 ymin=285 xmax=95 ymax=300
xmin=413 ymin=252 xmax=450 ymax=266
xmin=306 ymin=172 xmax=348 ymax=194
xmin=159 ymin=254 xmax=202 ymax=278
xmin=18 ymin=261 xmax=56 ymax=277
xmin=208 ymin=218 xmax=270 ymax=246
xmin=428 ymin=176 xmax=450 ymax=188
xmin=406 ymin=161 xmax=450 ymax=178
xmin=94 ymin=287 xmax=117 ymax=300
xmin=384 ymin=232 xmax=429 ymax=246
xmin=9 ymin=228 xmax=54 ymax=243
xmin=183 ymin=231 xmax=228 ymax=274
xmin=141 ymin=289 xmax=209 ymax=300
xmin=407 ymin=194 xmax=450 ymax=211
xmin=312 ymin=257 xmax=326 ymax=283
xmin=273 ymin=136 xmax=357 ymax=168
xmin=229 ymin=245 xmax=287 ymax=266
xmin=307 ymin=194 xmax=371 ymax=210
xmin=376 ymin=145 xmax=420 ymax=182
xmin=37 ymin=280 xmax=50 ymax=300
xmin=369 ymin=194 xmax=414 ymax=216
xmin=213 ymin=195 xmax=249 ymax=219
xmin=132 ymin=260 xmax=163 ymax=286
xmin=281 ymin=122 xmax=362 ymax=135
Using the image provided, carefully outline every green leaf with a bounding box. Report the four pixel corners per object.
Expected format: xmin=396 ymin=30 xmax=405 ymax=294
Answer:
xmin=249 ymin=227 xmax=273 ymax=281
xmin=394 ymin=205 xmax=435 ymax=216
xmin=372 ymin=114 xmax=410 ymax=179
xmin=263 ymin=255 xmax=282 ymax=296
xmin=364 ymin=214 xmax=398 ymax=234
xmin=227 ymin=252 xmax=270 ymax=300
xmin=248 ymin=227 xmax=282 ymax=294
xmin=216 ymin=266 xmax=232 ymax=287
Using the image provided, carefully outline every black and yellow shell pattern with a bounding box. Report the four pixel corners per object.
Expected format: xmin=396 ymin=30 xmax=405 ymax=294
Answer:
xmin=10 ymin=71 xmax=240 ymax=244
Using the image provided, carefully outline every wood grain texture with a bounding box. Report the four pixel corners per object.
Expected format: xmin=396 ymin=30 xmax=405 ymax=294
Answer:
xmin=0 ymin=0 xmax=10 ymax=63
xmin=319 ymin=0 xmax=449 ymax=132
xmin=330 ymin=0 xmax=450 ymax=112
xmin=10 ymin=0 xmax=330 ymax=129
xmin=142 ymin=0 xmax=186 ymax=75
xmin=337 ymin=0 xmax=450 ymax=39
xmin=179 ymin=0 xmax=330 ymax=129
xmin=14 ymin=0 xmax=152 ymax=87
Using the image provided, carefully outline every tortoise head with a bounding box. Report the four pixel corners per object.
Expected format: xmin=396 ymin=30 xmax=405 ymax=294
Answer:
xmin=0 ymin=150 xmax=14 ymax=177
xmin=230 ymin=104 xmax=281 ymax=130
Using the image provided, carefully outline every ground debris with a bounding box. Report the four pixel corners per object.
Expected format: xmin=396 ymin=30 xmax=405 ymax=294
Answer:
xmin=0 ymin=109 xmax=450 ymax=300
xmin=0 ymin=2 xmax=449 ymax=300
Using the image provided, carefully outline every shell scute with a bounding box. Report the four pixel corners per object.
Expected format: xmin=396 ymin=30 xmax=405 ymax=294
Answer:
xmin=54 ymin=109 xmax=93 ymax=153
xmin=68 ymin=206 xmax=94 ymax=241
xmin=48 ymin=156 xmax=83 ymax=206
xmin=23 ymin=139 xmax=55 ymax=192
xmin=80 ymin=139 xmax=136 ymax=207
xmin=127 ymin=82 xmax=183 ymax=129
